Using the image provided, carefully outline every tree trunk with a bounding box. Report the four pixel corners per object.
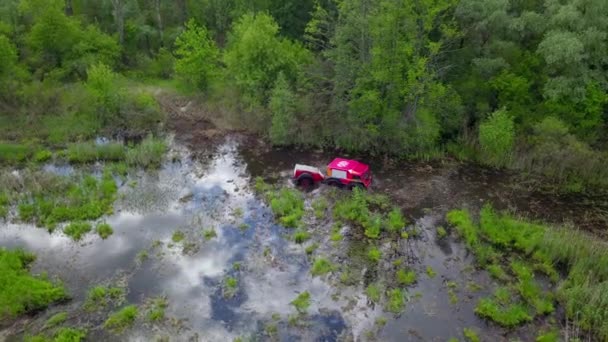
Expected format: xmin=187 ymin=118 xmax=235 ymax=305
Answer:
xmin=111 ymin=0 xmax=125 ymax=45
xmin=176 ymin=0 xmax=187 ymax=25
xmin=65 ymin=0 xmax=73 ymax=16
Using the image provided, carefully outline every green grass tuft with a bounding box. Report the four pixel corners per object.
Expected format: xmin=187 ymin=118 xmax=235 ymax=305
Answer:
xmin=366 ymin=283 xmax=381 ymax=303
xmin=125 ymin=136 xmax=166 ymax=168
xmin=203 ymin=229 xmax=217 ymax=240
xmin=367 ymin=246 xmax=382 ymax=263
xmin=386 ymin=288 xmax=405 ymax=313
xmin=84 ymin=286 xmax=124 ymax=311
xmin=463 ymin=328 xmax=480 ymax=342
xmin=63 ymin=222 xmax=92 ymax=241
xmin=396 ymin=269 xmax=416 ymax=286
xmin=290 ymin=291 xmax=311 ymax=314
xmin=172 ymin=230 xmax=185 ymax=243
xmin=293 ymin=230 xmax=311 ymax=244
xmin=223 ymin=277 xmax=238 ymax=298
xmin=386 ymin=208 xmax=407 ymax=232
xmin=95 ymin=223 xmax=113 ymax=239
xmin=269 ymin=188 xmax=304 ymax=228
xmin=311 ymin=257 xmax=333 ymax=276
xmin=146 ymin=296 xmax=168 ymax=322
xmin=436 ymin=226 xmax=447 ymax=239
xmin=44 ymin=311 xmax=68 ymax=328
xmin=104 ymin=305 xmax=138 ymax=334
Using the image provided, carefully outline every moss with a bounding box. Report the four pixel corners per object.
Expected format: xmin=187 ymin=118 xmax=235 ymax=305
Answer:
xmin=104 ymin=305 xmax=138 ymax=333
xmin=63 ymin=222 xmax=92 ymax=241
xmin=290 ymin=291 xmax=311 ymax=314
xmin=311 ymin=257 xmax=333 ymax=276
xmin=95 ymin=223 xmax=113 ymax=239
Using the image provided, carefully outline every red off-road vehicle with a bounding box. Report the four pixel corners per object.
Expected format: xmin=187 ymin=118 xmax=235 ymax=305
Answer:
xmin=293 ymin=158 xmax=372 ymax=190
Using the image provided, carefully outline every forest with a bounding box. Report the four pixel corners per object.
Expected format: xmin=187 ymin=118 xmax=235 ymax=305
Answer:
xmin=1 ymin=0 xmax=607 ymax=191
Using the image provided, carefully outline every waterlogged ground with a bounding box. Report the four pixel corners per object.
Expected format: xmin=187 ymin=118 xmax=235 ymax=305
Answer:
xmin=1 ymin=135 xmax=603 ymax=341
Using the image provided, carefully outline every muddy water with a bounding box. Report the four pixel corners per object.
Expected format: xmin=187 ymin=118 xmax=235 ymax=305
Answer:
xmin=1 ymin=135 xmax=603 ymax=341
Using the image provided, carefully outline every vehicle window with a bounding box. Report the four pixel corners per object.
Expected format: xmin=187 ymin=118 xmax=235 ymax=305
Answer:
xmin=331 ymin=169 xmax=348 ymax=179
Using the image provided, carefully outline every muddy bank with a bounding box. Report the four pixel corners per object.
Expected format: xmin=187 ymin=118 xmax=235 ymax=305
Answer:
xmin=0 ymin=134 xmax=605 ymax=341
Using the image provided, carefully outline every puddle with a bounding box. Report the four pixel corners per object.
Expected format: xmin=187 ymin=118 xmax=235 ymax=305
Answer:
xmin=1 ymin=135 xmax=597 ymax=341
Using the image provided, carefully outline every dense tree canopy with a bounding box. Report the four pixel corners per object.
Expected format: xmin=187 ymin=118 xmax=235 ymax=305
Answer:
xmin=0 ymin=0 xmax=607 ymax=190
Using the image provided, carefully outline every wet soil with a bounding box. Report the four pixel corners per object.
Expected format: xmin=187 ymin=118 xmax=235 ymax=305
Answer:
xmin=1 ymin=134 xmax=606 ymax=341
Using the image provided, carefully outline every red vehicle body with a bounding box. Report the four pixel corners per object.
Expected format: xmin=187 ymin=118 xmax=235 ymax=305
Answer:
xmin=293 ymin=158 xmax=372 ymax=189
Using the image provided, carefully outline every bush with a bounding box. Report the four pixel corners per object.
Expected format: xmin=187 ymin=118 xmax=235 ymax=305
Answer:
xmin=0 ymin=248 xmax=67 ymax=319
xmin=478 ymin=108 xmax=515 ymax=167
xmin=63 ymin=222 xmax=92 ymax=241
xmin=104 ymin=305 xmax=138 ymax=333
xmin=174 ymin=20 xmax=219 ymax=91
xmin=86 ymin=63 xmax=122 ymax=125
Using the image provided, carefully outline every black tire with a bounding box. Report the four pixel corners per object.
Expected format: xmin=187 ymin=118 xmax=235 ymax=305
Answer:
xmin=326 ymin=179 xmax=342 ymax=188
xmin=297 ymin=175 xmax=313 ymax=187
xmin=348 ymin=182 xmax=365 ymax=191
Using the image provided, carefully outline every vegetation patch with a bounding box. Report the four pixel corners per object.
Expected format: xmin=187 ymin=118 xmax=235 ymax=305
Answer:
xmin=171 ymin=230 xmax=185 ymax=243
xmin=125 ymin=136 xmax=167 ymax=168
xmin=203 ymin=228 xmax=217 ymax=240
xmin=95 ymin=223 xmax=113 ymax=239
xmin=386 ymin=288 xmax=405 ymax=313
xmin=448 ymin=205 xmax=608 ymax=339
xmin=293 ymin=230 xmax=310 ymax=244
xmin=63 ymin=222 xmax=92 ymax=241
xmin=0 ymin=248 xmax=67 ymax=319
xmin=146 ymin=296 xmax=168 ymax=322
xmin=396 ymin=269 xmax=416 ymax=286
xmin=333 ymin=189 xmax=397 ymax=239
xmin=366 ymin=283 xmax=382 ymax=303
xmin=222 ymin=276 xmax=238 ymax=298
xmin=290 ymin=291 xmax=311 ymax=314
xmin=84 ymin=286 xmax=124 ymax=311
xmin=104 ymin=305 xmax=138 ymax=334
xmin=44 ymin=311 xmax=67 ymax=328
xmin=367 ymin=246 xmax=382 ymax=263
xmin=25 ymin=327 xmax=87 ymax=342
xmin=311 ymin=257 xmax=333 ymax=277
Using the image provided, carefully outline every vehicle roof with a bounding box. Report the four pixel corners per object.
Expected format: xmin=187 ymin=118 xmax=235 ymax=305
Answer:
xmin=327 ymin=158 xmax=369 ymax=175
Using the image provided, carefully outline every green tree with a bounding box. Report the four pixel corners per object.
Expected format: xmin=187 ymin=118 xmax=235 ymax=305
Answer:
xmin=269 ymin=72 xmax=297 ymax=145
xmin=478 ymin=108 xmax=515 ymax=167
xmin=174 ymin=19 xmax=220 ymax=91
xmin=224 ymin=13 xmax=310 ymax=106
xmin=86 ymin=63 xmax=122 ymax=125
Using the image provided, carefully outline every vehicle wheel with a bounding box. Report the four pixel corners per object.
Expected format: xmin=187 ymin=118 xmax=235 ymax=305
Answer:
xmin=327 ymin=180 xmax=341 ymax=188
xmin=348 ymin=183 xmax=365 ymax=191
xmin=298 ymin=176 xmax=313 ymax=187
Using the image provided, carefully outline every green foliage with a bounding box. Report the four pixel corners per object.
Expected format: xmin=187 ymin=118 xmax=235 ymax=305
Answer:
xmin=224 ymin=12 xmax=310 ymax=106
xmin=293 ymin=230 xmax=310 ymax=244
xmin=223 ymin=276 xmax=238 ymax=298
xmin=396 ymin=269 xmax=416 ymax=286
xmin=312 ymin=197 xmax=328 ymax=219
xmin=269 ymin=72 xmax=297 ymax=145
xmin=63 ymin=222 xmax=92 ymax=241
xmin=367 ymin=246 xmax=382 ymax=263
xmin=386 ymin=208 xmax=406 ymax=232
xmin=426 ymin=266 xmax=437 ymax=278
xmin=366 ymin=283 xmax=381 ymax=303
xmin=125 ymin=136 xmax=167 ymax=169
xmin=96 ymin=223 xmax=113 ymax=239
xmin=386 ymin=288 xmax=405 ymax=313
xmin=172 ymin=231 xmax=185 ymax=243
xmin=104 ymin=305 xmax=138 ymax=334
xmin=26 ymin=327 xmax=87 ymax=342
xmin=0 ymin=248 xmax=67 ymax=319
xmin=0 ymin=143 xmax=32 ymax=163
xmin=478 ymin=109 xmax=515 ymax=167
xmin=536 ymin=330 xmax=559 ymax=342
xmin=475 ymin=297 xmax=531 ymax=327
xmin=86 ymin=63 xmax=122 ymax=125
xmin=45 ymin=312 xmax=67 ymax=328
xmin=463 ymin=328 xmax=480 ymax=342
xmin=84 ymin=285 xmax=124 ymax=311
xmin=290 ymin=291 xmax=311 ymax=314
xmin=146 ymin=296 xmax=168 ymax=322
xmin=203 ymin=229 xmax=217 ymax=241
xmin=305 ymin=243 xmax=319 ymax=255
xmin=174 ymin=19 xmax=219 ymax=91
xmin=268 ymin=188 xmax=304 ymax=228
xmin=311 ymin=257 xmax=333 ymax=276
xmin=436 ymin=226 xmax=447 ymax=239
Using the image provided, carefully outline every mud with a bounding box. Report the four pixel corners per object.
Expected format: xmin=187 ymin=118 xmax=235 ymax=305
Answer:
xmin=1 ymin=134 xmax=606 ymax=341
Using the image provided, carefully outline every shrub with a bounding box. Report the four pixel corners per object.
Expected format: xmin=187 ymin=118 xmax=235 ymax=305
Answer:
xmin=0 ymin=248 xmax=67 ymax=319
xmin=96 ymin=223 xmax=113 ymax=239
xmin=63 ymin=222 xmax=92 ymax=241
xmin=104 ymin=305 xmax=138 ymax=333
xmin=86 ymin=63 xmax=122 ymax=125
xmin=311 ymin=257 xmax=333 ymax=276
xmin=174 ymin=19 xmax=219 ymax=91
xmin=290 ymin=291 xmax=311 ymax=314
xmin=478 ymin=108 xmax=515 ymax=167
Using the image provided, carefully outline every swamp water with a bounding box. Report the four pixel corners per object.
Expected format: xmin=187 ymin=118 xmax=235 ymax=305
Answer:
xmin=0 ymin=135 xmax=593 ymax=341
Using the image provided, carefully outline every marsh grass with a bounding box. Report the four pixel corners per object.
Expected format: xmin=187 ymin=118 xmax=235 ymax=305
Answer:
xmin=311 ymin=257 xmax=333 ymax=276
xmin=203 ymin=228 xmax=217 ymax=240
xmin=104 ymin=305 xmax=138 ymax=333
xmin=125 ymin=136 xmax=166 ymax=168
xmin=95 ymin=223 xmax=113 ymax=239
xmin=63 ymin=222 xmax=92 ymax=241
xmin=44 ymin=311 xmax=67 ymax=328
xmin=386 ymin=288 xmax=405 ymax=313
xmin=463 ymin=328 xmax=480 ymax=342
xmin=293 ymin=230 xmax=310 ymax=244
xmin=366 ymin=283 xmax=382 ymax=303
xmin=0 ymin=249 xmax=67 ymax=319
xmin=312 ymin=197 xmax=328 ymax=219
xmin=396 ymin=269 xmax=416 ymax=286
xmin=386 ymin=208 xmax=407 ymax=232
xmin=84 ymin=286 xmax=124 ymax=311
xmin=305 ymin=243 xmax=319 ymax=255
xmin=448 ymin=205 xmax=608 ymax=338
xmin=290 ymin=291 xmax=311 ymax=314
xmin=146 ymin=296 xmax=168 ymax=322
xmin=367 ymin=246 xmax=382 ymax=263
xmin=171 ymin=230 xmax=185 ymax=243
xmin=25 ymin=327 xmax=87 ymax=342
xmin=269 ymin=188 xmax=304 ymax=228
xmin=223 ymin=277 xmax=238 ymax=298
